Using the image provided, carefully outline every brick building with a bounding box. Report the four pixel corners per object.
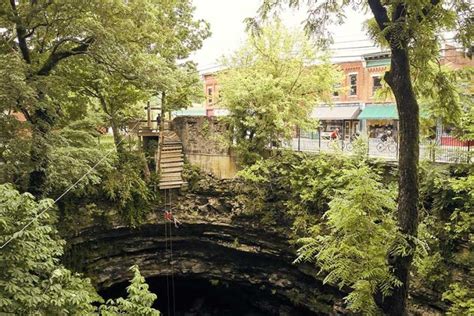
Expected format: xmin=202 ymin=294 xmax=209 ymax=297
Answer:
xmin=202 ymin=47 xmax=473 ymax=140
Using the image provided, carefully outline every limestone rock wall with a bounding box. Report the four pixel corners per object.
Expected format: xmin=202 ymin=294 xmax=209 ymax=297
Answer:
xmin=62 ymin=176 xmax=346 ymax=315
xmin=172 ymin=116 xmax=230 ymax=155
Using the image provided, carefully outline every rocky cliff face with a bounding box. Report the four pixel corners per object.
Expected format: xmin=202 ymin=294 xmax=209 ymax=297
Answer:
xmin=63 ymin=176 xmax=346 ymax=315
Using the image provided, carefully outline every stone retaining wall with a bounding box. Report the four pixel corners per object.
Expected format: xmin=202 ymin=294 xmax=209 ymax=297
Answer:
xmin=172 ymin=116 xmax=230 ymax=155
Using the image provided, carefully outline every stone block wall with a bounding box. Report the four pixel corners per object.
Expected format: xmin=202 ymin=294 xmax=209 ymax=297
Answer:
xmin=172 ymin=116 xmax=230 ymax=155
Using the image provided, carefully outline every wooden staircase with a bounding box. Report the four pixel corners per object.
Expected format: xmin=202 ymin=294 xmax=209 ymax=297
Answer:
xmin=158 ymin=130 xmax=186 ymax=190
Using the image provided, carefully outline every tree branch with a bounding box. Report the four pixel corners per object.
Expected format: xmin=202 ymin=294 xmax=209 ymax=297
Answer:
xmin=367 ymin=0 xmax=391 ymax=41
xmin=36 ymin=37 xmax=94 ymax=76
xmin=10 ymin=0 xmax=31 ymax=64
xmin=392 ymin=3 xmax=406 ymax=22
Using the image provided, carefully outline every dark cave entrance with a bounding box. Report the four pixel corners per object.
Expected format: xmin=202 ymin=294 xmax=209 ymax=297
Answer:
xmin=99 ymin=276 xmax=318 ymax=316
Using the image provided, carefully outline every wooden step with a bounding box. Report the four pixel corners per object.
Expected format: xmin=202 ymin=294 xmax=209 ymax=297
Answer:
xmin=161 ymin=150 xmax=183 ymax=156
xmin=160 ymin=152 xmax=183 ymax=157
xmin=160 ymin=172 xmax=182 ymax=178
xmin=159 ymin=180 xmax=185 ymax=186
xmin=160 ymin=179 xmax=186 ymax=183
xmin=160 ymin=156 xmax=184 ymax=163
xmin=160 ymin=171 xmax=182 ymax=177
xmin=160 ymin=155 xmax=183 ymax=160
xmin=160 ymin=158 xmax=184 ymax=164
xmin=160 ymin=162 xmax=184 ymax=168
xmin=159 ymin=184 xmax=185 ymax=190
xmin=160 ymin=178 xmax=183 ymax=184
xmin=162 ymin=149 xmax=182 ymax=153
xmin=160 ymin=172 xmax=182 ymax=177
xmin=162 ymin=142 xmax=182 ymax=146
xmin=161 ymin=146 xmax=182 ymax=151
xmin=161 ymin=167 xmax=184 ymax=173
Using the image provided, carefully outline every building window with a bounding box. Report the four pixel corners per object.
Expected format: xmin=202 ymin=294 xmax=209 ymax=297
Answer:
xmin=349 ymin=74 xmax=357 ymax=96
xmin=372 ymin=76 xmax=382 ymax=95
xmin=333 ymin=83 xmax=341 ymax=97
xmin=207 ymin=87 xmax=213 ymax=104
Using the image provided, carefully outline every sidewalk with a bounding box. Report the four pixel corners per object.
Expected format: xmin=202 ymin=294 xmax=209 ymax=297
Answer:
xmin=285 ymin=138 xmax=472 ymax=164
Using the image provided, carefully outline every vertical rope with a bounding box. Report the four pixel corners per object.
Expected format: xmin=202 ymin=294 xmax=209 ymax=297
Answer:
xmin=164 ymin=189 xmax=171 ymax=316
xmin=169 ymin=189 xmax=176 ymax=316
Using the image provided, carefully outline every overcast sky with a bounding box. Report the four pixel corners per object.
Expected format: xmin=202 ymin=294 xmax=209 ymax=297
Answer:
xmin=190 ymin=0 xmax=380 ymax=72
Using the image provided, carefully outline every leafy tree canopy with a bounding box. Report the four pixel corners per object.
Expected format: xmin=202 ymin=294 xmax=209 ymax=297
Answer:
xmin=100 ymin=265 xmax=160 ymax=316
xmin=218 ymin=21 xmax=340 ymax=164
xmin=0 ymin=184 xmax=161 ymax=315
xmin=0 ymin=0 xmax=210 ymax=196
xmin=0 ymin=184 xmax=100 ymax=314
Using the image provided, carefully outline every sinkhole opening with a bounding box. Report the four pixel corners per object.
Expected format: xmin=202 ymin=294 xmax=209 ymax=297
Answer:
xmin=100 ymin=276 xmax=316 ymax=316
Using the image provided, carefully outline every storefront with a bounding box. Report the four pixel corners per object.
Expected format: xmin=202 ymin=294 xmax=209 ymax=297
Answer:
xmin=358 ymin=104 xmax=398 ymax=139
xmin=310 ymin=104 xmax=361 ymax=139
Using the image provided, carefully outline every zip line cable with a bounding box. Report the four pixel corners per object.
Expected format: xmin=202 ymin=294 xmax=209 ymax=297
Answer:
xmin=0 ymin=121 xmax=142 ymax=250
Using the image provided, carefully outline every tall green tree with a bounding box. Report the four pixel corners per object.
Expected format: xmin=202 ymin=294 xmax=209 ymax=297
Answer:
xmin=296 ymin=165 xmax=399 ymax=315
xmin=218 ymin=22 xmax=340 ymax=164
xmin=0 ymin=0 xmax=209 ymax=197
xmin=100 ymin=265 xmax=160 ymax=316
xmin=0 ymin=184 xmax=162 ymax=315
xmin=0 ymin=184 xmax=100 ymax=314
xmin=253 ymin=1 xmax=472 ymax=314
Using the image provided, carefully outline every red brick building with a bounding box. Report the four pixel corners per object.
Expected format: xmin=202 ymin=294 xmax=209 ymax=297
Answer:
xmin=202 ymin=48 xmax=473 ymax=140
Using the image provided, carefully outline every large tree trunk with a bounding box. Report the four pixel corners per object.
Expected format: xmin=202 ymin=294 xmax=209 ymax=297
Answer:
xmin=381 ymin=47 xmax=420 ymax=315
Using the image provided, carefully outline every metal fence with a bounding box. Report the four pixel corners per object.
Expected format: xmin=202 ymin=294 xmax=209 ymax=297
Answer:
xmin=284 ymin=134 xmax=472 ymax=164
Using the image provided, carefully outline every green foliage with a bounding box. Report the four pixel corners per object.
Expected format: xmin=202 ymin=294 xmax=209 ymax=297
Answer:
xmin=285 ymin=154 xmax=353 ymax=236
xmin=100 ymin=265 xmax=160 ymax=316
xmin=447 ymin=174 xmax=474 ymax=239
xmin=413 ymin=245 xmax=448 ymax=286
xmin=0 ymin=0 xmax=209 ymax=195
xmin=351 ymin=133 xmax=370 ymax=162
xmin=182 ymin=162 xmax=204 ymax=191
xmin=0 ymin=114 xmax=31 ymax=189
xmin=238 ymin=151 xmax=378 ymax=236
xmin=0 ymin=184 xmax=163 ymax=315
xmin=102 ymin=152 xmax=154 ymax=227
xmin=240 ymin=153 xmax=472 ymax=312
xmin=218 ymin=21 xmax=340 ymax=165
xmin=45 ymin=123 xmax=114 ymax=197
xmin=0 ymin=184 xmax=101 ymax=314
xmin=237 ymin=151 xmax=308 ymax=227
xmin=414 ymin=163 xmax=472 ymax=295
xmin=442 ymin=283 xmax=474 ymax=316
xmin=295 ymin=165 xmax=399 ymax=315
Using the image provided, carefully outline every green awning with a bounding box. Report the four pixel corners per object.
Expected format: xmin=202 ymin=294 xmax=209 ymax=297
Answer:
xmin=358 ymin=104 xmax=398 ymax=120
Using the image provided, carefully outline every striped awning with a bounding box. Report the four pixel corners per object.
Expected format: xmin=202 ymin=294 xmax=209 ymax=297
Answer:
xmin=311 ymin=105 xmax=361 ymax=120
